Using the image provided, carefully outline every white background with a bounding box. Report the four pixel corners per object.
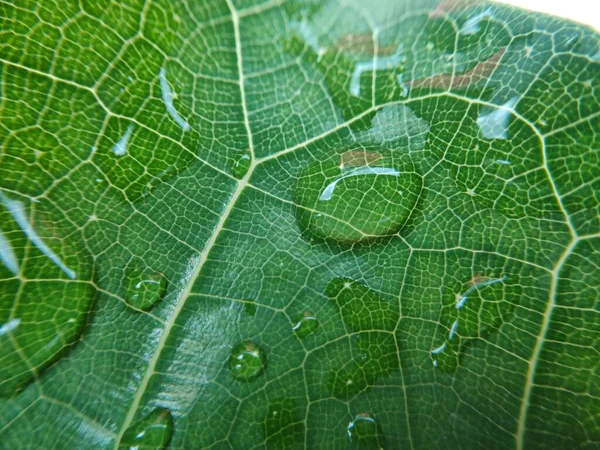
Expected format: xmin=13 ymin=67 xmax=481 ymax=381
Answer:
xmin=494 ymin=0 xmax=599 ymax=30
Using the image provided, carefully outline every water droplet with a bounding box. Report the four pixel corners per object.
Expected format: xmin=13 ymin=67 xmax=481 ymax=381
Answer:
xmin=294 ymin=151 xmax=422 ymax=243
xmin=432 ymin=274 xmax=513 ymax=372
xmin=0 ymin=198 xmax=95 ymax=398
xmin=228 ymin=340 xmax=267 ymax=381
xmin=231 ymin=151 xmax=252 ymax=179
xmin=265 ymin=399 xmax=304 ymax=449
xmin=112 ymin=124 xmax=134 ymax=156
xmin=118 ymin=408 xmax=174 ymax=450
xmin=292 ymin=311 xmax=319 ymax=338
xmin=125 ymin=265 xmax=167 ymax=311
xmin=159 ymin=68 xmax=191 ymax=132
xmin=459 ymin=8 xmax=494 ymax=35
xmin=347 ymin=413 xmax=386 ymax=450
xmin=476 ymin=96 xmax=519 ymax=140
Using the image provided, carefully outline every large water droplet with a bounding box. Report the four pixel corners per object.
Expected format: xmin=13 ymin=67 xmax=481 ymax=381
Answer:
xmin=347 ymin=413 xmax=386 ymax=450
xmin=118 ymin=408 xmax=174 ymax=450
xmin=294 ymin=151 xmax=421 ymax=243
xmin=228 ymin=340 xmax=267 ymax=381
xmin=231 ymin=151 xmax=252 ymax=179
xmin=125 ymin=265 xmax=167 ymax=311
xmin=292 ymin=311 xmax=319 ymax=338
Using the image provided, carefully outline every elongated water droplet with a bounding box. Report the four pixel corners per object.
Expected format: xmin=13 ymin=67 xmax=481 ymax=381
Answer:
xmin=126 ymin=265 xmax=167 ymax=311
xmin=292 ymin=311 xmax=319 ymax=338
xmin=228 ymin=340 xmax=267 ymax=381
xmin=294 ymin=151 xmax=421 ymax=243
xmin=232 ymin=151 xmax=252 ymax=179
xmin=118 ymin=408 xmax=174 ymax=450
xmin=432 ymin=273 xmax=513 ymax=372
xmin=347 ymin=413 xmax=386 ymax=450
xmin=0 ymin=198 xmax=94 ymax=398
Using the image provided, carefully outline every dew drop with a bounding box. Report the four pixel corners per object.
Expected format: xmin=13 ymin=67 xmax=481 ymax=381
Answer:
xmin=228 ymin=340 xmax=267 ymax=381
xmin=118 ymin=408 xmax=174 ymax=450
xmin=347 ymin=413 xmax=386 ymax=450
xmin=292 ymin=311 xmax=319 ymax=338
xmin=294 ymin=151 xmax=422 ymax=243
xmin=231 ymin=151 xmax=252 ymax=179
xmin=125 ymin=265 xmax=167 ymax=311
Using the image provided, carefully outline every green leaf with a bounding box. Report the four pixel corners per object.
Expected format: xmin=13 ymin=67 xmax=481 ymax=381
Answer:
xmin=1 ymin=0 xmax=598 ymax=449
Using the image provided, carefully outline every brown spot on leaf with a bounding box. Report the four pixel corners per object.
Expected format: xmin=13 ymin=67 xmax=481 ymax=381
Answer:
xmin=336 ymin=34 xmax=400 ymax=56
xmin=409 ymin=48 xmax=505 ymax=90
xmin=429 ymin=0 xmax=480 ymax=18
xmin=341 ymin=151 xmax=383 ymax=168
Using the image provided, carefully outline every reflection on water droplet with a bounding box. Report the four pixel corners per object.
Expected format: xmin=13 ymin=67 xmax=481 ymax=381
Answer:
xmin=347 ymin=413 xmax=386 ymax=450
xmin=350 ymin=44 xmax=404 ymax=97
xmin=113 ymin=124 xmax=134 ymax=156
xmin=432 ymin=273 xmax=512 ymax=372
xmin=159 ymin=67 xmax=191 ymax=132
xmin=459 ymin=8 xmax=494 ymax=35
xmin=476 ymin=97 xmax=519 ymax=140
xmin=0 ymin=199 xmax=95 ymax=398
xmin=292 ymin=312 xmax=319 ymax=338
xmin=294 ymin=151 xmax=422 ymax=243
xmin=118 ymin=408 xmax=174 ymax=450
xmin=0 ymin=228 xmax=19 ymax=275
xmin=126 ymin=265 xmax=167 ymax=311
xmin=231 ymin=151 xmax=252 ymax=179
xmin=228 ymin=340 xmax=267 ymax=381
xmin=0 ymin=318 xmax=20 ymax=336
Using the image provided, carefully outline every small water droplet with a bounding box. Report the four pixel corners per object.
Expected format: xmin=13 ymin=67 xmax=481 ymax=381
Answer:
xmin=228 ymin=340 xmax=267 ymax=381
xmin=118 ymin=408 xmax=173 ymax=450
xmin=292 ymin=311 xmax=319 ymax=338
xmin=294 ymin=151 xmax=422 ymax=243
xmin=231 ymin=151 xmax=252 ymax=179
xmin=126 ymin=265 xmax=167 ymax=311
xmin=347 ymin=413 xmax=386 ymax=449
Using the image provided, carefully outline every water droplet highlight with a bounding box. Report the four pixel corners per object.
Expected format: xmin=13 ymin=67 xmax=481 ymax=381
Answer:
xmin=294 ymin=151 xmax=422 ymax=243
xmin=232 ymin=151 xmax=252 ymax=179
xmin=432 ymin=274 xmax=513 ymax=372
xmin=228 ymin=340 xmax=267 ymax=381
xmin=347 ymin=413 xmax=386 ymax=450
xmin=118 ymin=408 xmax=174 ymax=450
xmin=125 ymin=266 xmax=167 ymax=311
xmin=476 ymin=96 xmax=519 ymax=140
xmin=159 ymin=67 xmax=191 ymax=132
xmin=112 ymin=124 xmax=134 ymax=156
xmin=292 ymin=312 xmax=319 ymax=338
xmin=0 ymin=228 xmax=19 ymax=275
